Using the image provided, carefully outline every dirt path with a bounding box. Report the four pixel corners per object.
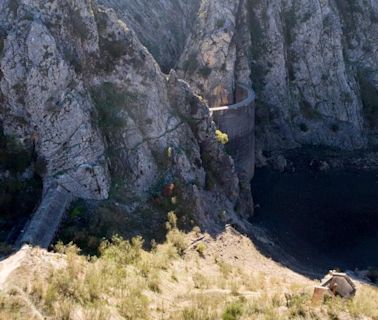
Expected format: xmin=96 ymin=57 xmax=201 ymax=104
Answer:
xmin=0 ymin=246 xmax=29 ymax=289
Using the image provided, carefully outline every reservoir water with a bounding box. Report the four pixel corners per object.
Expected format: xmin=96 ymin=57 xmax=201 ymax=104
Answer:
xmin=252 ymin=166 xmax=378 ymax=275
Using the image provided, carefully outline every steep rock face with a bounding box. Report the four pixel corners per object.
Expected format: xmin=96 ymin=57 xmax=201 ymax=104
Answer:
xmin=0 ymin=0 xmax=247 ymax=231
xmin=177 ymin=0 xmax=252 ymax=107
xmin=129 ymin=0 xmax=378 ymax=155
xmin=336 ymin=0 xmax=378 ymax=144
xmin=0 ymin=0 xmax=109 ymax=199
xmin=248 ymin=0 xmax=378 ymax=154
xmin=97 ymin=0 xmax=201 ymax=73
xmin=174 ymin=0 xmax=255 ymax=214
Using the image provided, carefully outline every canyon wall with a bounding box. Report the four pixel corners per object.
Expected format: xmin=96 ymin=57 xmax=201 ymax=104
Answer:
xmin=1 ymin=0 xmax=378 ymax=235
xmin=248 ymin=0 xmax=378 ymax=156
xmin=97 ymin=0 xmax=201 ymax=73
xmin=103 ymin=0 xmax=378 ymax=157
xmin=0 ymin=0 xmax=251 ymax=235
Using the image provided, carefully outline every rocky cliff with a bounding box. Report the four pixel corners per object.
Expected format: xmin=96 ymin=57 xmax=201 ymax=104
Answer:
xmin=97 ymin=0 xmax=200 ymax=73
xmin=0 ymin=0 xmax=250 ymax=238
xmin=102 ymin=0 xmax=378 ymax=156
xmin=248 ymin=0 xmax=378 ymax=155
xmin=1 ymin=0 xmax=378 ymax=239
xmin=174 ymin=0 xmax=378 ymax=157
xmin=177 ymin=0 xmax=252 ymax=108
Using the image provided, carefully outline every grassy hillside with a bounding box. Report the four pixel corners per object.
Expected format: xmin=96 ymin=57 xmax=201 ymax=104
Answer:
xmin=0 ymin=218 xmax=377 ymax=320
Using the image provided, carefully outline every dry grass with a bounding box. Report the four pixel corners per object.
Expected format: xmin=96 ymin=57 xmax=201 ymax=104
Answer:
xmin=1 ymin=221 xmax=378 ymax=320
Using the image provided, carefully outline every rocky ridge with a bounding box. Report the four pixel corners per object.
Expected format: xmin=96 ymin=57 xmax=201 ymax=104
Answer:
xmin=1 ymin=0 xmax=378 ymax=240
xmin=0 ymin=0 xmax=250 ymax=239
xmin=97 ymin=0 xmax=201 ymax=73
xmin=103 ymin=0 xmax=378 ymax=156
xmin=248 ymin=0 xmax=378 ymax=155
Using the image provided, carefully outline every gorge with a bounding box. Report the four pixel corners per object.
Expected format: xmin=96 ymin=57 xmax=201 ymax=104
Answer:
xmin=0 ymin=0 xmax=378 ymax=285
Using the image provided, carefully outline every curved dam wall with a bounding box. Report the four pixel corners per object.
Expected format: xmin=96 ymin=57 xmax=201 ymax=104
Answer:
xmin=211 ymin=84 xmax=255 ymax=180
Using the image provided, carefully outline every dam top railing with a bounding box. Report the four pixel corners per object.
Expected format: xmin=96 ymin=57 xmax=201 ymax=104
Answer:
xmin=209 ymin=84 xmax=255 ymax=112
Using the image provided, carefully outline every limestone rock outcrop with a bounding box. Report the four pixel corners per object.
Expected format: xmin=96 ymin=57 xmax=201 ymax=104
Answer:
xmin=177 ymin=0 xmax=252 ymax=108
xmin=0 ymin=0 xmax=248 ymax=233
xmin=0 ymin=0 xmax=109 ymax=200
xmin=248 ymin=0 xmax=378 ymax=154
xmin=2 ymin=0 xmax=378 ymax=236
xmin=97 ymin=0 xmax=201 ymax=73
xmin=102 ymin=0 xmax=378 ymax=157
xmin=174 ymin=0 xmax=378 ymax=155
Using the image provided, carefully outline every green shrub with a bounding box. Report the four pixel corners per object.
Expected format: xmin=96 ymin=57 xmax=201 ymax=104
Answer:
xmin=0 ymin=129 xmax=32 ymax=173
xmin=68 ymin=200 xmax=87 ymax=219
xmin=222 ymin=300 xmax=244 ymax=320
xmin=285 ymin=292 xmax=309 ymax=318
xmin=99 ymin=235 xmax=143 ymax=265
xmin=166 ymin=211 xmax=178 ymax=231
xmin=215 ymin=130 xmax=229 ymax=144
xmin=196 ymin=242 xmax=206 ymax=257
xmin=165 ymin=212 xmax=188 ymax=255
xmin=167 ymin=229 xmax=187 ymax=256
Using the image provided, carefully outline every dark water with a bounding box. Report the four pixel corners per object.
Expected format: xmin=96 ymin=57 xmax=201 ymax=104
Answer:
xmin=252 ymin=167 xmax=378 ymax=273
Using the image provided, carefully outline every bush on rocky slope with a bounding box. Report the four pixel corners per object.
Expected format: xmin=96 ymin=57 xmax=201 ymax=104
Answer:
xmin=1 ymin=219 xmax=378 ymax=320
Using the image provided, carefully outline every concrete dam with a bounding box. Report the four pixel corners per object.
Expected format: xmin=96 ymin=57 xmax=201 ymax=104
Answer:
xmin=210 ymin=84 xmax=256 ymax=180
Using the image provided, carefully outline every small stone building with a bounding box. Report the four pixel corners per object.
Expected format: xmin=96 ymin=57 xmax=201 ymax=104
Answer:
xmin=321 ymin=271 xmax=357 ymax=298
xmin=312 ymin=271 xmax=356 ymax=303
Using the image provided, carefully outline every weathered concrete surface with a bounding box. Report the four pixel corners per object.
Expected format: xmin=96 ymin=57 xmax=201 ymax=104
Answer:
xmin=17 ymin=186 xmax=72 ymax=248
xmin=211 ymin=84 xmax=255 ymax=180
